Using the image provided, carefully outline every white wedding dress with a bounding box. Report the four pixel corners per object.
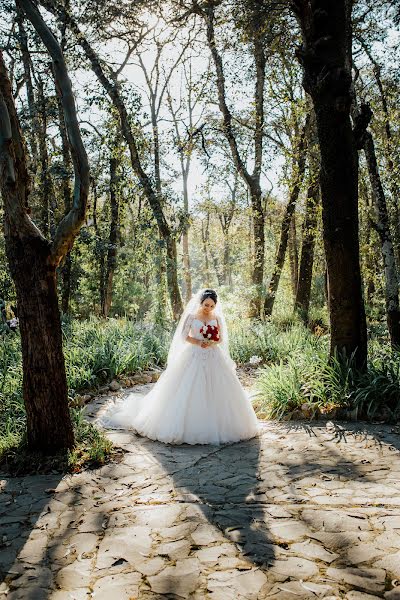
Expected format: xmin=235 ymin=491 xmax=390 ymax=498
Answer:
xmin=100 ymin=314 xmax=260 ymax=445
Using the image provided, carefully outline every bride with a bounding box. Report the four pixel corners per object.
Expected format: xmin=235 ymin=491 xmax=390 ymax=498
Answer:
xmin=100 ymin=288 xmax=260 ymax=445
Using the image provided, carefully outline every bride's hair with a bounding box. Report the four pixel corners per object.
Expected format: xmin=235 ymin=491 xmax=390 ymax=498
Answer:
xmin=200 ymin=289 xmax=217 ymax=304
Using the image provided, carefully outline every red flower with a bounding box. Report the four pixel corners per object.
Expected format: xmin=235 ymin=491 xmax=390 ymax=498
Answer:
xmin=200 ymin=324 xmax=219 ymax=342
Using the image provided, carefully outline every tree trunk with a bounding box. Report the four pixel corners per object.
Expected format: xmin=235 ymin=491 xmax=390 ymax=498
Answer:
xmin=204 ymin=6 xmax=266 ymax=316
xmin=182 ymin=172 xmax=192 ymax=303
xmin=223 ymin=232 xmax=231 ymax=286
xmin=55 ymin=79 xmax=73 ymax=313
xmin=36 ymin=76 xmax=53 ymax=237
xmin=182 ymin=229 xmax=192 ymax=302
xmin=364 ymin=131 xmax=400 ymax=347
xmin=358 ymin=39 xmax=400 ymax=270
xmin=98 ymin=250 xmax=106 ymax=315
xmin=16 ymin=8 xmax=38 ymax=168
xmin=0 ymin=51 xmax=74 ymax=451
xmin=61 ymin=254 xmax=72 ymax=314
xmin=293 ymin=0 xmax=367 ymax=366
xmin=294 ymin=180 xmax=320 ymax=323
xmin=263 ymin=118 xmax=308 ymax=318
xmin=6 ymin=235 xmax=74 ymax=450
xmin=249 ymin=186 xmax=265 ymax=316
xmin=201 ymin=216 xmax=212 ymax=287
xmin=165 ymin=236 xmax=183 ymax=321
xmin=102 ymin=153 xmax=119 ymax=317
xmin=3 ymin=0 xmax=89 ymax=452
xmin=209 ymin=245 xmax=223 ymax=287
xmin=289 ymin=215 xmax=299 ymax=302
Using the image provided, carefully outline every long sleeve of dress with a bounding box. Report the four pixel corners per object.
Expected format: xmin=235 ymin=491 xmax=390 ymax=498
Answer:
xmin=216 ymin=316 xmax=223 ymax=342
xmin=181 ymin=314 xmax=194 ymax=341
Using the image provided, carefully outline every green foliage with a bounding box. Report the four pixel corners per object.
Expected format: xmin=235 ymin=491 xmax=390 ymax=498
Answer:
xmin=0 ymin=318 xmax=170 ymax=473
xmin=67 ymin=409 xmax=114 ymax=473
xmin=229 ymin=319 xmax=325 ymax=365
xmin=255 ymin=326 xmax=400 ymax=421
xmin=63 ymin=317 xmax=169 ymax=392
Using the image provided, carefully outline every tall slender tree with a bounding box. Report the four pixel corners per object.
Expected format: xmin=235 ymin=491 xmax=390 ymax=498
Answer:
xmin=198 ymin=3 xmax=267 ymax=316
xmin=263 ymin=114 xmax=309 ymax=318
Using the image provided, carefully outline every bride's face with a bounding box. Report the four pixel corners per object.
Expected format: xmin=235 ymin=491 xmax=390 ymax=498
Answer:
xmin=201 ymin=298 xmax=216 ymax=313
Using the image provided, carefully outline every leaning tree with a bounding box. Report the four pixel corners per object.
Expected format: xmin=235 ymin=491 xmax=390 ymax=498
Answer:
xmin=0 ymin=0 xmax=90 ymax=451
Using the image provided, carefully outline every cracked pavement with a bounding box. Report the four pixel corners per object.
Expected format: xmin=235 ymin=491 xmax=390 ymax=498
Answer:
xmin=1 ymin=384 xmax=400 ymax=599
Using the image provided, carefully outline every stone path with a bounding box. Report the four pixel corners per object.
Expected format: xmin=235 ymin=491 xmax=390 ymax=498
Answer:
xmin=2 ymin=384 xmax=400 ymax=599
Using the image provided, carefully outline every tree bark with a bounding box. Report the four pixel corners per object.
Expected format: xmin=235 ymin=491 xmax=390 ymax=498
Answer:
xmin=289 ymin=215 xmax=299 ymax=302
xmin=294 ymin=180 xmax=319 ymax=323
xmin=218 ymin=181 xmax=236 ymax=287
xmin=201 ymin=216 xmax=212 ymax=287
xmin=182 ymin=171 xmax=192 ymax=302
xmin=7 ymin=235 xmax=73 ymax=450
xmin=17 ymin=0 xmax=90 ymax=267
xmin=102 ymin=153 xmax=119 ymax=317
xmin=0 ymin=52 xmax=74 ymax=451
xmin=0 ymin=0 xmax=89 ymax=451
xmin=55 ymin=18 xmax=73 ymax=314
xmin=263 ymin=117 xmax=308 ymax=317
xmin=292 ymin=0 xmax=367 ymax=366
xmin=358 ymin=38 xmax=400 ymax=270
xmin=363 ymin=130 xmax=400 ymax=347
xmin=56 ymin=98 xmax=73 ymax=313
xmin=36 ymin=75 xmax=55 ymax=237
xmin=16 ymin=7 xmax=38 ymax=168
xmin=204 ymin=6 xmax=265 ymax=315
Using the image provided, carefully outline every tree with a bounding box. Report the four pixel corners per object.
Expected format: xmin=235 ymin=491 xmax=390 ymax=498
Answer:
xmin=102 ymin=139 xmax=121 ymax=317
xmin=0 ymin=0 xmax=89 ymax=451
xmin=355 ymin=27 xmax=400 ymax=271
xmin=198 ymin=3 xmax=267 ymax=316
xmin=355 ymin=103 xmax=400 ymax=347
xmin=167 ymin=56 xmax=209 ymax=301
xmin=263 ymin=113 xmax=309 ymax=318
xmin=41 ymin=0 xmax=184 ymax=319
xmin=291 ymin=0 xmax=367 ymax=365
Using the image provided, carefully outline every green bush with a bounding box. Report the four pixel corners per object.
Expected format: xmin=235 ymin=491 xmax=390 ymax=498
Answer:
xmin=229 ymin=320 xmax=326 ymax=365
xmin=0 ymin=317 xmax=171 ymax=471
xmin=255 ymin=335 xmax=400 ymax=421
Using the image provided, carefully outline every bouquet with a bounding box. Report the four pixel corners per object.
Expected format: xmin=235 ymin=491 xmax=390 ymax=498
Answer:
xmin=200 ymin=324 xmax=219 ymax=345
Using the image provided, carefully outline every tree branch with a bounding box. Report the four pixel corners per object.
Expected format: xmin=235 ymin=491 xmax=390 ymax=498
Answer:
xmin=17 ymin=0 xmax=90 ymax=267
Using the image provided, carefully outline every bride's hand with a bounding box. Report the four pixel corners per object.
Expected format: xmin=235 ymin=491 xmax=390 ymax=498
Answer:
xmin=200 ymin=341 xmax=210 ymax=348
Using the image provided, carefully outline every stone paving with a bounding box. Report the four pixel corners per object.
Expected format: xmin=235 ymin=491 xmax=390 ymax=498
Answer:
xmin=1 ymin=384 xmax=400 ymax=599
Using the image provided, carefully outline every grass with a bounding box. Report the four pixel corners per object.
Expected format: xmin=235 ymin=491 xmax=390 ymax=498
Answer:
xmin=0 ymin=317 xmax=170 ymax=474
xmin=1 ymin=312 xmax=399 ymax=472
xmin=254 ymin=328 xmax=400 ymax=421
xmin=228 ymin=318 xmax=326 ymax=365
xmin=0 ymin=409 xmax=117 ymax=476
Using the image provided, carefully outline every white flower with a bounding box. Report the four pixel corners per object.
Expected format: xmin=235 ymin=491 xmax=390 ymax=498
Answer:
xmin=207 ymin=333 xmax=212 ymax=338
xmin=249 ymin=355 xmax=262 ymax=365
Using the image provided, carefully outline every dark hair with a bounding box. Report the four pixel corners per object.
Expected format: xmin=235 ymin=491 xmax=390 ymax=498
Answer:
xmin=200 ymin=289 xmax=217 ymax=304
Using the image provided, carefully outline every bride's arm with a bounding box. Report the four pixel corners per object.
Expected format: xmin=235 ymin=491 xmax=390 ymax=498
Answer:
xmin=214 ymin=316 xmax=222 ymax=344
xmin=182 ymin=315 xmax=202 ymax=346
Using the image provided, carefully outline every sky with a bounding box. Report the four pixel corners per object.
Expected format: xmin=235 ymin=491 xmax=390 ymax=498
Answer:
xmin=68 ymin=14 xmax=286 ymax=210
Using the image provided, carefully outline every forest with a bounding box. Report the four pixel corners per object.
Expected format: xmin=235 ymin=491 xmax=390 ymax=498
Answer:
xmin=0 ymin=0 xmax=400 ymax=469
